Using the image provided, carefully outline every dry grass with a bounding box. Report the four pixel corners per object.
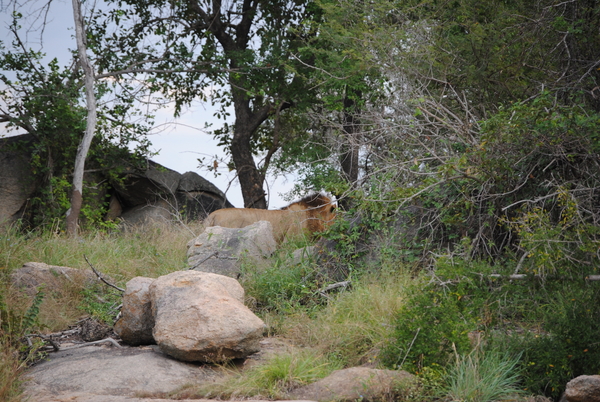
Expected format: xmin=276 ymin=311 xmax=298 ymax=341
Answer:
xmin=1 ymin=221 xmax=203 ymax=280
xmin=0 ymin=343 xmax=26 ymax=402
xmin=283 ymin=270 xmax=411 ymax=367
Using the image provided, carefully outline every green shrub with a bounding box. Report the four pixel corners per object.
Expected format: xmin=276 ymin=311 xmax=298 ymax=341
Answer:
xmin=510 ymin=286 xmax=600 ymax=399
xmin=78 ymin=284 xmax=122 ymax=324
xmin=240 ymin=248 xmax=325 ymax=316
xmin=380 ymin=257 xmax=495 ymax=373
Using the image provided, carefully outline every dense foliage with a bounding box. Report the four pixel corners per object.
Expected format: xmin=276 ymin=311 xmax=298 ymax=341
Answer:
xmin=2 ymin=0 xmax=600 ymax=400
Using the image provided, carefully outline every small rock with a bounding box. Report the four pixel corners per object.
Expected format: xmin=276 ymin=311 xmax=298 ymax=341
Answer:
xmin=80 ymin=317 xmax=113 ymax=342
xmin=288 ymin=367 xmax=418 ymax=402
xmin=564 ymin=374 xmax=600 ymax=402
xmin=114 ymin=277 xmax=155 ymax=345
xmin=11 ymin=262 xmax=97 ymax=295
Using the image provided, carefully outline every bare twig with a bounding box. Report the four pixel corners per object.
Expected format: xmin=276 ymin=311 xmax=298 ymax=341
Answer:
xmin=83 ymin=255 xmax=125 ymax=293
xmin=398 ymin=328 xmax=420 ymax=369
xmin=319 ymin=281 xmax=352 ymax=293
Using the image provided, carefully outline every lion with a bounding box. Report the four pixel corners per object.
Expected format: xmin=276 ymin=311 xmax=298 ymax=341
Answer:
xmin=203 ymin=193 xmax=336 ymax=243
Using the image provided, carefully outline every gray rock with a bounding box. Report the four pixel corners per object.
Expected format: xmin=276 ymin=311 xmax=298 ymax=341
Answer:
xmin=564 ymin=375 xmax=600 ymax=402
xmin=23 ymin=344 xmax=218 ymax=401
xmin=150 ymin=270 xmax=265 ymax=363
xmin=187 ymin=221 xmax=277 ymax=277
xmin=118 ymin=199 xmax=174 ymax=226
xmin=116 ymin=163 xmax=233 ymax=225
xmin=291 ymin=246 xmax=316 ymax=265
xmin=114 ymin=277 xmax=156 ymax=345
xmin=11 ymin=262 xmax=98 ymax=296
xmin=288 ymin=367 xmax=417 ymax=402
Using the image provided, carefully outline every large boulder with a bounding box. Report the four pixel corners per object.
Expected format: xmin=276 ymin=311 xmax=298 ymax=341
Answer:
xmin=187 ymin=220 xmax=277 ymax=277
xmin=115 ymin=162 xmax=233 ymax=225
xmin=564 ymin=375 xmax=600 ymax=402
xmin=288 ymin=367 xmax=417 ymax=402
xmin=150 ymin=270 xmax=265 ymax=363
xmin=113 ymin=277 xmax=155 ymax=346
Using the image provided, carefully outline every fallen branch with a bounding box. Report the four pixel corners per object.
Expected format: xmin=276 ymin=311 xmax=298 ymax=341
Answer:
xmin=59 ymin=337 xmax=122 ymax=350
xmin=318 ymin=281 xmax=352 ymax=300
xmin=488 ymin=274 xmax=600 ymax=281
xmin=25 ymin=334 xmax=60 ymax=352
xmin=319 ymin=281 xmax=352 ymax=293
xmin=84 ymin=255 xmax=125 ymax=293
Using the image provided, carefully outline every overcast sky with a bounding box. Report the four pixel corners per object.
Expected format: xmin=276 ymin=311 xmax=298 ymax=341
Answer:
xmin=0 ymin=0 xmax=296 ymax=208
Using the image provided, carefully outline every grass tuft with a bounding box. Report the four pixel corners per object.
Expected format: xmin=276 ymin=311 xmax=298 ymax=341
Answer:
xmin=442 ymin=347 xmax=524 ymax=402
xmin=190 ymin=347 xmax=341 ymax=400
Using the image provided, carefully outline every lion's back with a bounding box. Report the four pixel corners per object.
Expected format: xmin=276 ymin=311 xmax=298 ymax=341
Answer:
xmin=203 ymin=208 xmax=303 ymax=242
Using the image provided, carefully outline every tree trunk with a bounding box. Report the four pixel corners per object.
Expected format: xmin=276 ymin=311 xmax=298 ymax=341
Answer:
xmin=339 ymin=89 xmax=361 ymax=210
xmin=66 ymin=0 xmax=97 ymax=235
xmin=341 ymin=91 xmax=361 ymax=185
xmin=228 ymin=83 xmax=271 ymax=209
xmin=231 ymin=112 xmax=268 ymax=209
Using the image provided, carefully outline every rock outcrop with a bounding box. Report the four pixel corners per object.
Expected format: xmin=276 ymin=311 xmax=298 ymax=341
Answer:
xmin=187 ymin=221 xmax=277 ymax=277
xmin=115 ymin=164 xmax=233 ymax=225
xmin=150 ymin=271 xmax=265 ymax=363
xmin=0 ymin=134 xmax=39 ymax=225
xmin=23 ymin=344 xmax=220 ymax=402
xmin=0 ymin=134 xmax=233 ymax=226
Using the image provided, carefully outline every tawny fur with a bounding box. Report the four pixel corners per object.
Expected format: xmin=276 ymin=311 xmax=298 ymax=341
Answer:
xmin=203 ymin=193 xmax=336 ymax=243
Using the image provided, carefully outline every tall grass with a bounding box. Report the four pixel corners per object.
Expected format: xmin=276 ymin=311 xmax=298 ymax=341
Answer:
xmin=281 ymin=269 xmax=411 ymax=367
xmin=1 ymin=222 xmax=200 ymax=280
xmin=0 ymin=344 xmax=25 ymax=402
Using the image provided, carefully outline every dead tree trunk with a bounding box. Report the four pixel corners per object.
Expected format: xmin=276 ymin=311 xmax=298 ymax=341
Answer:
xmin=66 ymin=0 xmax=97 ymax=235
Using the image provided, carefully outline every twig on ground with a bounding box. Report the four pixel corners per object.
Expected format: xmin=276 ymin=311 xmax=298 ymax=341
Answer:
xmin=318 ymin=280 xmax=352 ymax=299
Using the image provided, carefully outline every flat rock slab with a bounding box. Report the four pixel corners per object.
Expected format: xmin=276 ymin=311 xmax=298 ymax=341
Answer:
xmin=21 ymin=394 xmax=314 ymax=402
xmin=23 ymin=344 xmax=220 ymax=401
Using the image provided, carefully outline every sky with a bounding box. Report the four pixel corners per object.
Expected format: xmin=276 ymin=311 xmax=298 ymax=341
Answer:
xmin=0 ymin=0 xmax=296 ymax=208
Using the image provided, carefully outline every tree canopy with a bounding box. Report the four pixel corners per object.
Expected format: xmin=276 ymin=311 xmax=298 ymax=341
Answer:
xmin=89 ymin=0 xmax=328 ymax=208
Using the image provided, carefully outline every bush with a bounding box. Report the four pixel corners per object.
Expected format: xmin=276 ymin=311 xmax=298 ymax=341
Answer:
xmin=380 ymin=257 xmax=496 ymax=373
xmin=509 ymin=286 xmax=600 ymax=399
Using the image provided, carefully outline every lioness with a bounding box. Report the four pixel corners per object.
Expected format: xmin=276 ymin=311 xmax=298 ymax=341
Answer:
xmin=203 ymin=193 xmax=336 ymax=243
